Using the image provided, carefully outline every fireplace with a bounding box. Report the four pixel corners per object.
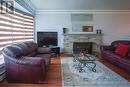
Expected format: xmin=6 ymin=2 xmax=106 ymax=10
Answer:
xmin=73 ymin=42 xmax=92 ymax=54
xmin=63 ymin=34 xmax=102 ymax=54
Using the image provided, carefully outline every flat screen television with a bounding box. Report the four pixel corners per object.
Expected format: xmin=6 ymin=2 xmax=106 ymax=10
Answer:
xmin=37 ymin=32 xmax=58 ymax=47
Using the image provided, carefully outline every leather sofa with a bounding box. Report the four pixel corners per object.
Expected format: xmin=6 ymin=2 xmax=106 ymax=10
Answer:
xmin=2 ymin=41 xmax=52 ymax=83
xmin=100 ymin=40 xmax=130 ymax=73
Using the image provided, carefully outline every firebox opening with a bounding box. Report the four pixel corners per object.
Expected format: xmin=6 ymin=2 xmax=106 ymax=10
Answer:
xmin=73 ymin=42 xmax=92 ymax=54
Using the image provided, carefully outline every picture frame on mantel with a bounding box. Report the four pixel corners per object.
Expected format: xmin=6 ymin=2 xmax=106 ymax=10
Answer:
xmin=82 ymin=26 xmax=93 ymax=32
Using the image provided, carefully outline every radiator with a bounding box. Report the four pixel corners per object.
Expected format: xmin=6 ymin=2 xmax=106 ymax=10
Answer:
xmin=0 ymin=64 xmax=5 ymax=81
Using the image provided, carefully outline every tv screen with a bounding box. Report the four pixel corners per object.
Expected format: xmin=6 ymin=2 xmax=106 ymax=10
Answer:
xmin=37 ymin=32 xmax=58 ymax=47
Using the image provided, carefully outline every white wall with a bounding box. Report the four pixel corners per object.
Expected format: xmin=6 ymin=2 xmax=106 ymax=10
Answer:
xmin=94 ymin=13 xmax=130 ymax=44
xmin=35 ymin=12 xmax=130 ymax=52
xmin=35 ymin=13 xmax=72 ymax=52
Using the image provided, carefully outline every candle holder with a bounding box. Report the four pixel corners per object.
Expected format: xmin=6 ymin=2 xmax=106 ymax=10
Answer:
xmin=96 ymin=29 xmax=102 ymax=34
xmin=96 ymin=29 xmax=99 ymax=34
xmin=99 ymin=29 xmax=102 ymax=34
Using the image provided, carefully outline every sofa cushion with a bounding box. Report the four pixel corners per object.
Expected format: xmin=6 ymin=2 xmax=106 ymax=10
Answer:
xmin=115 ymin=43 xmax=130 ymax=57
xmin=23 ymin=41 xmax=38 ymax=51
xmin=37 ymin=47 xmax=51 ymax=54
xmin=106 ymin=46 xmax=115 ymax=51
xmin=15 ymin=42 xmax=37 ymax=56
xmin=111 ymin=40 xmax=130 ymax=48
xmin=14 ymin=43 xmax=30 ymax=55
xmin=2 ymin=45 xmax=22 ymax=58
xmin=27 ymin=51 xmax=36 ymax=57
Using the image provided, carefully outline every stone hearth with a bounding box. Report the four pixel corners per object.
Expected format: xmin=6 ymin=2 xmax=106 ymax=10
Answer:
xmin=63 ymin=34 xmax=102 ymax=54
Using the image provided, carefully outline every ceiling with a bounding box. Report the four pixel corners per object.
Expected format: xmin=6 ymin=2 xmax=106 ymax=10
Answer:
xmin=30 ymin=0 xmax=130 ymax=10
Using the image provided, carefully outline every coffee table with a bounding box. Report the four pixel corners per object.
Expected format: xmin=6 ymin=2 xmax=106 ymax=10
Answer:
xmin=73 ymin=54 xmax=96 ymax=72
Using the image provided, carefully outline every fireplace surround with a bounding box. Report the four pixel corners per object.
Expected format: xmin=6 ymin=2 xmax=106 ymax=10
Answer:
xmin=63 ymin=33 xmax=102 ymax=54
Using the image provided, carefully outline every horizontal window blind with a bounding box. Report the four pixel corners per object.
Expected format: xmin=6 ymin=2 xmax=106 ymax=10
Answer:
xmin=0 ymin=5 xmax=34 ymax=54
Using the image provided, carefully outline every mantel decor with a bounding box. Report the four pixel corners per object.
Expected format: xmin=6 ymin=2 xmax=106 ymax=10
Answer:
xmin=82 ymin=26 xmax=93 ymax=32
xmin=63 ymin=28 xmax=68 ymax=34
xmin=96 ymin=29 xmax=102 ymax=34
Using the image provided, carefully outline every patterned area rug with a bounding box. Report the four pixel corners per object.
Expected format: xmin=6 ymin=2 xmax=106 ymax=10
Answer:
xmin=61 ymin=57 xmax=130 ymax=87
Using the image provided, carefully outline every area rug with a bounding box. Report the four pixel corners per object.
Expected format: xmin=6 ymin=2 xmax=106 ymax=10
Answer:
xmin=61 ymin=57 xmax=130 ymax=87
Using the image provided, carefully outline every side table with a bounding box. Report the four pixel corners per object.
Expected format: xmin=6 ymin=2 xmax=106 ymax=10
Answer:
xmin=50 ymin=47 xmax=60 ymax=56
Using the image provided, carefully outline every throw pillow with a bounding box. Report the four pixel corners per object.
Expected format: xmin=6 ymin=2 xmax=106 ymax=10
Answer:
xmin=37 ymin=47 xmax=51 ymax=54
xmin=115 ymin=43 xmax=130 ymax=57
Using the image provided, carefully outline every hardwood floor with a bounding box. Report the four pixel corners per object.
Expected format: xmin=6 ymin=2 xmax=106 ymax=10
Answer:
xmin=0 ymin=54 xmax=130 ymax=87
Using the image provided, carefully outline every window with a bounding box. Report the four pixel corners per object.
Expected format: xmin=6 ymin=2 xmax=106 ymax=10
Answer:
xmin=0 ymin=5 xmax=34 ymax=64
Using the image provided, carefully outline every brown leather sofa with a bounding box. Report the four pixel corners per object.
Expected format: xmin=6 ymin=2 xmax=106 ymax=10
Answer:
xmin=100 ymin=40 xmax=130 ymax=73
xmin=2 ymin=41 xmax=52 ymax=83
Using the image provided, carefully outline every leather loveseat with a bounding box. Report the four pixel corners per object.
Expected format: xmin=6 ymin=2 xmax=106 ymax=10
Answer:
xmin=2 ymin=41 xmax=52 ymax=83
xmin=100 ymin=40 xmax=130 ymax=73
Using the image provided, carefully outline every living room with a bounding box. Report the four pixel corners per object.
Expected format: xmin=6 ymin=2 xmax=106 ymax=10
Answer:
xmin=0 ymin=0 xmax=130 ymax=87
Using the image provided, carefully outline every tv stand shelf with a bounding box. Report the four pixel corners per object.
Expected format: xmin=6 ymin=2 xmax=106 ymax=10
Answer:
xmin=49 ymin=46 xmax=60 ymax=55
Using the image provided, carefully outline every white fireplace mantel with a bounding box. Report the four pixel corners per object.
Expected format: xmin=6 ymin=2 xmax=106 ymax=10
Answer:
xmin=64 ymin=32 xmax=103 ymax=35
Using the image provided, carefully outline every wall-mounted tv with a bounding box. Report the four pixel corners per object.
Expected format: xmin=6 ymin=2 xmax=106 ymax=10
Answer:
xmin=37 ymin=32 xmax=58 ymax=47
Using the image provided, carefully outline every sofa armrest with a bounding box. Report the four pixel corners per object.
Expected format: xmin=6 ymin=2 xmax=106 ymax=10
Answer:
xmin=100 ymin=45 xmax=114 ymax=51
xmin=18 ymin=57 xmax=45 ymax=66
xmin=37 ymin=47 xmax=51 ymax=54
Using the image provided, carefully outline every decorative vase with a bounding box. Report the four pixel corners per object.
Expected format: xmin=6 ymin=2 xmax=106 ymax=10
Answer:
xmin=99 ymin=29 xmax=102 ymax=34
xmin=63 ymin=28 xmax=68 ymax=34
xmin=96 ymin=29 xmax=99 ymax=34
xmin=96 ymin=29 xmax=102 ymax=34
